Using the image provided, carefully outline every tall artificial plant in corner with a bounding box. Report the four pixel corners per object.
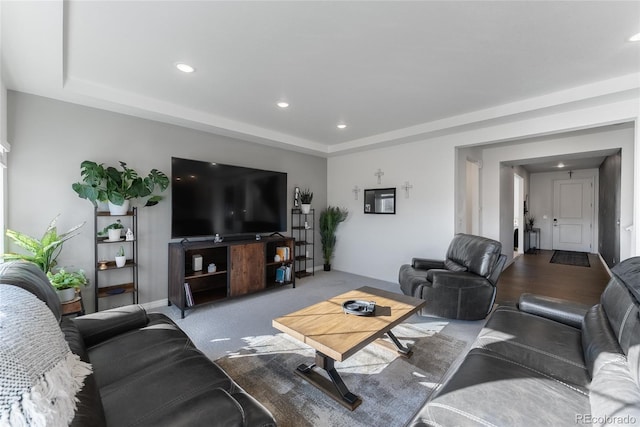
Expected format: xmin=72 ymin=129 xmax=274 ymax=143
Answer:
xmin=319 ymin=206 xmax=348 ymax=271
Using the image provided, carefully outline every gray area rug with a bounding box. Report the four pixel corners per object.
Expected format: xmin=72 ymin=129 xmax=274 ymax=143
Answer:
xmin=216 ymin=322 xmax=466 ymax=427
xmin=550 ymin=250 xmax=590 ymax=267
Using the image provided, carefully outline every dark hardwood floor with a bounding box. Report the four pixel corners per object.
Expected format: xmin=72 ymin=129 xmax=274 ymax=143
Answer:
xmin=496 ymin=250 xmax=611 ymax=306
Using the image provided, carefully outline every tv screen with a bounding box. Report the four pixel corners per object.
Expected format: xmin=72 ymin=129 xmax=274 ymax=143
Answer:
xmin=171 ymin=157 xmax=287 ymax=238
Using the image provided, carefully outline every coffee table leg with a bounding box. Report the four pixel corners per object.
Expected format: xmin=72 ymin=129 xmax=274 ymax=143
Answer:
xmin=295 ymin=351 xmax=361 ymax=410
xmin=386 ymin=330 xmax=412 ymax=355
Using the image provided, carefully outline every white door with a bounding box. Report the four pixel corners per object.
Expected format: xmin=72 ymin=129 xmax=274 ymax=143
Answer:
xmin=552 ymin=178 xmax=594 ymax=252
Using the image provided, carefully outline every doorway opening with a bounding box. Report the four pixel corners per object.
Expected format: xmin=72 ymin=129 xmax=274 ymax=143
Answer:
xmin=465 ymin=160 xmax=480 ymax=235
xmin=514 ymin=174 xmax=524 ymax=257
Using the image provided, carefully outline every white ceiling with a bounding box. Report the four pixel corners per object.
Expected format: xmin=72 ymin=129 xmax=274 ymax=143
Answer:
xmin=2 ymin=1 xmax=639 ymax=156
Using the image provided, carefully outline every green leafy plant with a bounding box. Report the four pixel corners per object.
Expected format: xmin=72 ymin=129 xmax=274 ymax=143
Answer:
xmin=116 ymin=245 xmax=125 ymax=257
xmin=105 ymin=161 xmax=169 ymax=207
xmin=73 ymin=160 xmax=169 ymax=207
xmin=71 ymin=160 xmax=108 ymax=206
xmin=319 ymin=206 xmax=348 ymax=267
xmin=98 ymin=220 xmax=124 ymax=236
xmin=2 ymin=216 xmax=85 ymax=273
xmin=47 ymin=268 xmax=87 ymax=290
xmin=299 ymin=188 xmax=313 ymax=204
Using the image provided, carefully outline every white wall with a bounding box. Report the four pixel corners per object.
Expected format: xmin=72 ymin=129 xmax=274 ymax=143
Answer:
xmin=328 ymin=100 xmax=637 ymax=284
xmin=482 ymin=125 xmax=634 ymax=262
xmin=327 ymin=140 xmax=455 ymax=283
xmin=6 ymin=92 xmax=327 ymax=312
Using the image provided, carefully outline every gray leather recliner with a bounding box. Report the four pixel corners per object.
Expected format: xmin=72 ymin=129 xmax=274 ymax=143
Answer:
xmin=398 ymin=233 xmax=507 ymax=320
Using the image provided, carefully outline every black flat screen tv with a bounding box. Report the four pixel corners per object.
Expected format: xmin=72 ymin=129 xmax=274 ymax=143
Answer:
xmin=171 ymin=157 xmax=287 ymax=239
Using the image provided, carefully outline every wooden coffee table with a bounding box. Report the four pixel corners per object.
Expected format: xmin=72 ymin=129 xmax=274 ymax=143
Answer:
xmin=272 ymin=286 xmax=426 ymax=410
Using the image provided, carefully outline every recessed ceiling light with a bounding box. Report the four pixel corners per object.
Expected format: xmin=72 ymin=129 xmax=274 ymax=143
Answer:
xmin=557 ymin=163 xmax=565 ymax=168
xmin=629 ymin=32 xmax=640 ymax=42
xmin=277 ymin=101 xmax=289 ymax=108
xmin=337 ymin=123 xmax=347 ymax=129
xmin=176 ymin=63 xmax=195 ymax=73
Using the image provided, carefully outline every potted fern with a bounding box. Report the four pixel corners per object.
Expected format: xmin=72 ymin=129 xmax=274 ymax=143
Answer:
xmin=319 ymin=206 xmax=348 ymax=271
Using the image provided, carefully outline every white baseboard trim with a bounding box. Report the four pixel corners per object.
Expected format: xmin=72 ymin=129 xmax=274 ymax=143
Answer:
xmin=141 ymin=299 xmax=169 ymax=311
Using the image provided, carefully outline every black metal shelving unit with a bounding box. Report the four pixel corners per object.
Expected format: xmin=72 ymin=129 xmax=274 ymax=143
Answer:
xmin=291 ymin=208 xmax=314 ymax=278
xmin=94 ymin=207 xmax=138 ymax=311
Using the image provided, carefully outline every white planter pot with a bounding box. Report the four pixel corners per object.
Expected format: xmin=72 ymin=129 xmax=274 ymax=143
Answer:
xmin=56 ymin=288 xmax=76 ymax=303
xmin=108 ymin=228 xmax=122 ymax=242
xmin=96 ymin=200 xmax=110 ymax=212
xmin=301 ymin=204 xmax=311 ymax=214
xmin=115 ymin=256 xmax=126 ymax=268
xmin=108 ymin=200 xmax=130 ymax=215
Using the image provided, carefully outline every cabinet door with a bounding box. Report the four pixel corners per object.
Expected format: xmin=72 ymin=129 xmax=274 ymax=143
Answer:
xmin=230 ymin=243 xmax=265 ymax=296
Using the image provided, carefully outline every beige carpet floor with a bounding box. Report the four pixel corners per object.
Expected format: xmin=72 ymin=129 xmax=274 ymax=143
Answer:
xmin=216 ymin=321 xmax=466 ymax=427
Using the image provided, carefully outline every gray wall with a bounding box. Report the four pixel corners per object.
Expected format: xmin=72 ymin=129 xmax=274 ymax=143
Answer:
xmin=6 ymin=91 xmax=327 ymax=312
xmin=599 ymin=151 xmax=621 ymax=267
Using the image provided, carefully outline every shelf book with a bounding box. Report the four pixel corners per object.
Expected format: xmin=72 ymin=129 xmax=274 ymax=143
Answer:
xmin=276 ymin=246 xmax=290 ymax=261
xmin=184 ymin=283 xmax=194 ymax=307
xmin=276 ymin=265 xmax=292 ymax=283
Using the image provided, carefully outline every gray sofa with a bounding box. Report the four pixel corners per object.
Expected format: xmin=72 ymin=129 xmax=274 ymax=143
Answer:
xmin=0 ymin=261 xmax=276 ymax=427
xmin=409 ymin=256 xmax=640 ymax=426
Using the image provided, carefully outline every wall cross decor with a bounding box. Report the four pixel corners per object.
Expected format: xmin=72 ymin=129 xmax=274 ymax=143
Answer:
xmin=401 ymin=181 xmax=413 ymax=198
xmin=374 ymin=169 xmax=384 ymax=184
xmin=352 ymin=185 xmax=361 ymax=200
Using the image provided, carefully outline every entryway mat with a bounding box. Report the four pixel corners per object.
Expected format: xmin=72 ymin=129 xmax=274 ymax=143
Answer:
xmin=550 ymin=250 xmax=590 ymax=267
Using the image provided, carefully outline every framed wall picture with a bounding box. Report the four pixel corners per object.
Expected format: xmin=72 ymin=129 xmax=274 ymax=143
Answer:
xmin=364 ymin=188 xmax=396 ymax=214
xmin=294 ymin=187 xmax=300 ymax=207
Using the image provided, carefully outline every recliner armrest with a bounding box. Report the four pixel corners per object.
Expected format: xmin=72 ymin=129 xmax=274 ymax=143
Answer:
xmin=429 ymin=270 xmax=490 ymax=288
xmin=412 ymin=258 xmax=445 ymax=270
xmin=72 ymin=304 xmax=149 ymax=348
xmin=518 ymin=293 xmax=591 ymax=329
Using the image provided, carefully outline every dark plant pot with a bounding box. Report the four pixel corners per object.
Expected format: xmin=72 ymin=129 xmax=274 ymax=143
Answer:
xmin=324 ymin=264 xmax=331 ymax=271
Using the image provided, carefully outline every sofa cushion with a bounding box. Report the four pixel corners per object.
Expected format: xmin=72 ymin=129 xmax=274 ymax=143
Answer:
xmin=445 ymin=233 xmax=501 ymax=278
xmin=87 ymin=314 xmax=197 ymax=389
xmin=74 ymin=304 xmax=150 ymax=348
xmin=600 ymin=275 xmax=640 ymax=361
xmin=99 ymin=351 xmax=236 ymax=427
xmin=411 ymin=348 xmax=590 ymax=426
xmin=136 ymin=388 xmax=246 ymax=426
xmin=60 ymin=318 xmax=107 ymax=427
xmin=444 ymin=259 xmax=468 ymax=272
xmin=0 ymin=261 xmax=62 ymax=321
xmin=474 ymin=306 xmax=590 ymax=390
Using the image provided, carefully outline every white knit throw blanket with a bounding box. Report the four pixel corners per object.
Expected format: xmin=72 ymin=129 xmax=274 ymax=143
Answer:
xmin=0 ymin=286 xmax=92 ymax=427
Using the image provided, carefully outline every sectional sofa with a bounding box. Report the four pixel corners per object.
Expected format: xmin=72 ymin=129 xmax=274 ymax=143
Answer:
xmin=409 ymin=256 xmax=640 ymax=426
xmin=0 ymin=261 xmax=276 ymax=427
